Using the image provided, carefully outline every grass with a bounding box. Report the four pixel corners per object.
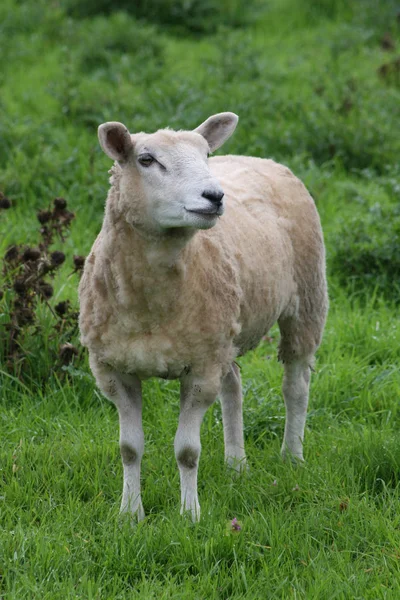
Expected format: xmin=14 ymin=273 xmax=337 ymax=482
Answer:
xmin=2 ymin=0 xmax=400 ymax=597
xmin=3 ymin=293 xmax=400 ymax=598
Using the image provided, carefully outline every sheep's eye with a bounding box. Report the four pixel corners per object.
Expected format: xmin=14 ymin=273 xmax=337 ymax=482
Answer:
xmin=138 ymin=154 xmax=154 ymax=167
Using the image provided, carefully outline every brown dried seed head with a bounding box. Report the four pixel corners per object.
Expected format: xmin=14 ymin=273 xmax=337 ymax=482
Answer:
xmin=73 ymin=255 xmax=85 ymax=269
xmin=58 ymin=210 xmax=75 ymax=225
xmin=39 ymin=283 xmax=54 ymax=299
xmin=54 ymin=197 xmax=67 ymax=210
xmin=380 ymin=32 xmax=395 ymax=52
xmin=0 ymin=197 xmax=11 ymax=209
xmin=55 ymin=300 xmax=69 ymax=316
xmin=22 ymin=247 xmax=41 ymax=262
xmin=37 ymin=258 xmax=52 ymax=276
xmin=13 ymin=278 xmax=27 ymax=295
xmin=59 ymin=342 xmax=79 ymax=364
xmin=4 ymin=245 xmax=19 ymax=262
xmin=19 ymin=308 xmax=35 ymax=325
xmin=37 ymin=210 xmax=52 ymax=224
xmin=51 ymin=251 xmax=66 ymax=266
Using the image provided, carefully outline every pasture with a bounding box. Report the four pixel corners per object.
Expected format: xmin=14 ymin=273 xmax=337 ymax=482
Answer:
xmin=1 ymin=0 xmax=400 ymax=597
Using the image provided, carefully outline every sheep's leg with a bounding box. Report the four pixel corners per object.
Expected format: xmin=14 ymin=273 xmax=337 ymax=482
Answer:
xmin=174 ymin=377 xmax=216 ymax=522
xmin=116 ymin=375 xmax=145 ymax=520
xmin=90 ymin=359 xmax=145 ymax=520
xmin=220 ymin=362 xmax=247 ymax=472
xmin=281 ymin=359 xmax=311 ymax=461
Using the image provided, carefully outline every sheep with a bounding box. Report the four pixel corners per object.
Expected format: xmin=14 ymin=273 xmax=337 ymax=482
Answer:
xmin=78 ymin=112 xmax=328 ymax=522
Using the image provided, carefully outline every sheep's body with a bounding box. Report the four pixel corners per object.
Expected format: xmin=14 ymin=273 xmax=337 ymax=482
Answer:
xmin=80 ymin=156 xmax=324 ymax=376
xmin=79 ymin=114 xmax=328 ymax=521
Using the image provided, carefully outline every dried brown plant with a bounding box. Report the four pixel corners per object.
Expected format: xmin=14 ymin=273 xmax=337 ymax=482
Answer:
xmin=0 ymin=195 xmax=85 ymax=380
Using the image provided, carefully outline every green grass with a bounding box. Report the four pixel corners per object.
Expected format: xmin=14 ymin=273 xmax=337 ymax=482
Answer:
xmin=2 ymin=0 xmax=400 ymax=597
xmin=3 ymin=292 xmax=400 ymax=598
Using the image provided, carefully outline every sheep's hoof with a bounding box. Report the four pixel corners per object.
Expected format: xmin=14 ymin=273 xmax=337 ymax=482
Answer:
xmin=225 ymin=455 xmax=249 ymax=476
xmin=281 ymin=446 xmax=304 ymax=464
xmin=119 ymin=501 xmax=145 ymax=523
xmin=180 ymin=502 xmax=201 ymax=523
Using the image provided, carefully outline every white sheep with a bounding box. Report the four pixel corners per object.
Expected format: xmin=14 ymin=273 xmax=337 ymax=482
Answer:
xmin=78 ymin=112 xmax=328 ymax=522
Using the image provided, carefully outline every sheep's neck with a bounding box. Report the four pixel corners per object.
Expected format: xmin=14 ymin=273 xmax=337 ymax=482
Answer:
xmin=106 ymin=219 xmax=197 ymax=322
xmin=137 ymin=227 xmax=195 ymax=271
xmin=120 ymin=222 xmax=195 ymax=270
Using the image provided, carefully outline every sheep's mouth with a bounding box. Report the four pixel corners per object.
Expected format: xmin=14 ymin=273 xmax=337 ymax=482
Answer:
xmin=185 ymin=206 xmax=223 ymax=217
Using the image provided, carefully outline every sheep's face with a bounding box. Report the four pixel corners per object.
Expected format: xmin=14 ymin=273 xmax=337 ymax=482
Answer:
xmin=98 ymin=113 xmax=238 ymax=233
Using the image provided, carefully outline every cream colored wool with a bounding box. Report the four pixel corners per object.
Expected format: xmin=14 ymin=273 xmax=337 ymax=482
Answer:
xmin=79 ymin=113 xmax=328 ymax=522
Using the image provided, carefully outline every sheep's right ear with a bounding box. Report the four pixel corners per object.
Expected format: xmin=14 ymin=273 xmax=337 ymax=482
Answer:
xmin=98 ymin=122 xmax=133 ymax=163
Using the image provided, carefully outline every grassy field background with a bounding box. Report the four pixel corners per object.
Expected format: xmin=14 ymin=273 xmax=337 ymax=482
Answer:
xmin=2 ymin=0 xmax=400 ymax=597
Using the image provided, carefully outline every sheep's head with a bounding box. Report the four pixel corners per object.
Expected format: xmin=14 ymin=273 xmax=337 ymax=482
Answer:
xmin=98 ymin=113 xmax=238 ymax=233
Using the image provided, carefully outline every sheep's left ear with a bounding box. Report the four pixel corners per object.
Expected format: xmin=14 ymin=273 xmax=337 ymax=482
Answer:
xmin=194 ymin=112 xmax=238 ymax=153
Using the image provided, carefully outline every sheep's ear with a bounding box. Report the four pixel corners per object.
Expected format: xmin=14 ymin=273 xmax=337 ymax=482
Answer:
xmin=194 ymin=112 xmax=238 ymax=152
xmin=98 ymin=122 xmax=133 ymax=163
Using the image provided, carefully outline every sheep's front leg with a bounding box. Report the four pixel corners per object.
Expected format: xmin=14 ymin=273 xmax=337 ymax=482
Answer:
xmin=220 ymin=362 xmax=247 ymax=472
xmin=174 ymin=377 xmax=217 ymax=522
xmin=281 ymin=359 xmax=311 ymax=461
xmin=117 ymin=375 xmax=145 ymax=520
xmin=90 ymin=359 xmax=145 ymax=520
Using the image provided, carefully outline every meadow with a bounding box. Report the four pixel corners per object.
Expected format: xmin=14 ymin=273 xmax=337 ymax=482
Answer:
xmin=2 ymin=0 xmax=400 ymax=597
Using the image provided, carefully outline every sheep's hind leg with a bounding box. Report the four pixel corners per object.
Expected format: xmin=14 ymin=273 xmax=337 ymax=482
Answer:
xmin=174 ymin=376 xmax=217 ymax=522
xmin=280 ymin=358 xmax=311 ymax=462
xmin=90 ymin=359 xmax=145 ymax=520
xmin=220 ymin=362 xmax=247 ymax=472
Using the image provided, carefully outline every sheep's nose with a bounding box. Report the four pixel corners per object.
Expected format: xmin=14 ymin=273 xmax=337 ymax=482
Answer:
xmin=202 ymin=190 xmax=224 ymax=204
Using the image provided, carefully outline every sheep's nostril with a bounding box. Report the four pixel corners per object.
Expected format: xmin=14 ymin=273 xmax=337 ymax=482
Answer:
xmin=202 ymin=190 xmax=224 ymax=204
